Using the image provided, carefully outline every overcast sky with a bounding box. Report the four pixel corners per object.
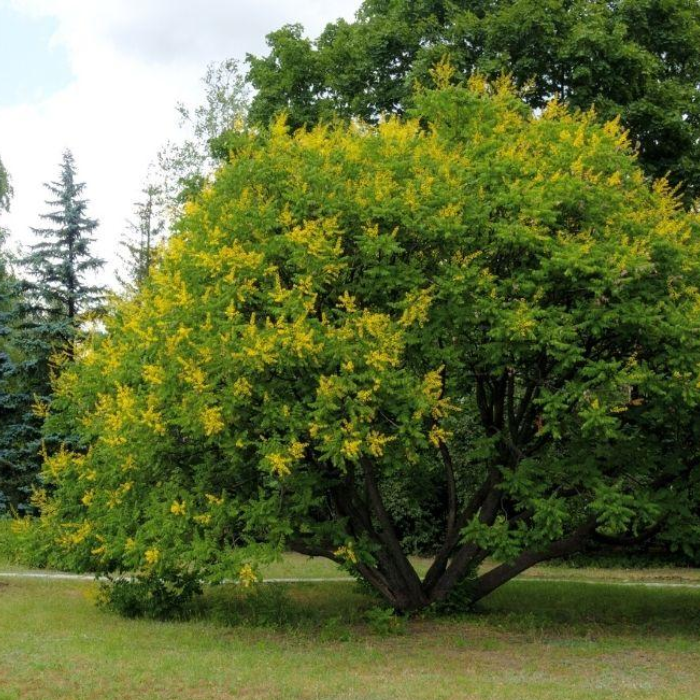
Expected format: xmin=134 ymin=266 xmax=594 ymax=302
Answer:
xmin=0 ymin=0 xmax=362 ymax=282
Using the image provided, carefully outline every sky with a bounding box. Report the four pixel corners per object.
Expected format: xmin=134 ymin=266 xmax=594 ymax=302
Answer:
xmin=0 ymin=0 xmax=362 ymax=282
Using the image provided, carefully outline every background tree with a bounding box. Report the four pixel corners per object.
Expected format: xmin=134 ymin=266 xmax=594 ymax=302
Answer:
xmin=248 ymin=0 xmax=700 ymax=203
xmin=0 ymin=158 xmax=36 ymax=515
xmin=0 ymin=256 xmax=47 ymax=515
xmin=0 ymin=156 xmax=11 ymax=214
xmin=0 ymin=169 xmax=26 ymax=513
xmin=0 ymin=151 xmax=105 ymax=513
xmin=22 ymin=150 xmax=105 ymax=351
xmin=117 ymin=185 xmax=165 ymax=292
xmin=155 ymin=59 xmax=249 ymax=219
xmin=35 ymin=81 xmax=700 ymax=612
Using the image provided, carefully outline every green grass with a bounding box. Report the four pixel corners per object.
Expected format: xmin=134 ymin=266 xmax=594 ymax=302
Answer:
xmin=1 ymin=570 xmax=700 ymax=699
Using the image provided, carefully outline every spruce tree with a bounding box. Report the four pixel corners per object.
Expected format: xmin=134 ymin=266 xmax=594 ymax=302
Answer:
xmin=0 ymin=255 xmax=44 ymax=515
xmin=0 ymin=151 xmax=105 ymax=513
xmin=23 ymin=150 xmax=105 ymax=346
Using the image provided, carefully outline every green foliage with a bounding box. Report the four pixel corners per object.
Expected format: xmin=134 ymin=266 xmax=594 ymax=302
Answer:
xmin=33 ymin=80 xmax=700 ymax=613
xmin=363 ymin=605 xmax=407 ymax=635
xmin=429 ymin=572 xmax=479 ymax=615
xmin=248 ymin=0 xmax=700 ymax=203
xmin=98 ymin=573 xmax=202 ymax=620
xmin=0 ymin=156 xmax=11 ymax=214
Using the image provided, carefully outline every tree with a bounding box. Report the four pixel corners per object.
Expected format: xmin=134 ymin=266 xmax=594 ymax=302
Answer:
xmin=247 ymin=0 xmax=700 ymax=204
xmin=0 ymin=156 xmax=11 ymax=214
xmin=155 ymin=59 xmax=249 ymax=219
xmin=0 ymin=156 xmax=37 ymax=515
xmin=117 ymin=185 xmax=165 ymax=292
xmin=0 ymin=233 xmax=29 ymax=514
xmin=0 ymin=266 xmax=49 ymax=516
xmin=22 ymin=150 xmax=105 ymax=349
xmin=0 ymin=152 xmax=105 ymax=513
xmin=36 ymin=80 xmax=700 ymax=612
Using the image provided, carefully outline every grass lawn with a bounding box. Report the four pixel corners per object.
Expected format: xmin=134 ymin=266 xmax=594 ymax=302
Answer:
xmin=1 ymin=559 xmax=700 ymax=700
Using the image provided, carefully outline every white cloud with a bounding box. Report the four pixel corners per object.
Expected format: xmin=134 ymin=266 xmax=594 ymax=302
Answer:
xmin=0 ymin=0 xmax=361 ymax=282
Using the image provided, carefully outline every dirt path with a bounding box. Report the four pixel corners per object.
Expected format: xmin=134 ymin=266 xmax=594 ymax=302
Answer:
xmin=2 ymin=569 xmax=700 ymax=589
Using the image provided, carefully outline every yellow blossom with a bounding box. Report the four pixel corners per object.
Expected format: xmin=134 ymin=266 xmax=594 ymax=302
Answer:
xmin=267 ymin=453 xmax=292 ymax=477
xmin=142 ymin=404 xmax=167 ymax=436
xmin=232 ymin=377 xmax=253 ymax=398
xmin=333 ymin=544 xmax=358 ymax=564
xmin=180 ymin=359 xmax=208 ymax=392
xmin=341 ymin=439 xmax=362 ymax=460
xmin=170 ymin=500 xmax=187 ymax=516
xmin=366 ymin=431 xmax=396 ymax=458
xmin=357 ymin=389 xmax=373 ymax=403
xmin=238 ymin=563 xmax=258 ymax=588
xmin=422 ymin=368 xmax=444 ymax=400
xmin=201 ymin=405 xmax=225 ymax=436
xmin=290 ymin=441 xmax=307 ymax=460
xmin=144 ymin=548 xmax=160 ymax=565
xmin=429 ymin=425 xmax=451 ymax=448
xmin=143 ymin=364 xmax=165 ymax=385
xmin=338 ymin=291 xmax=358 ymax=313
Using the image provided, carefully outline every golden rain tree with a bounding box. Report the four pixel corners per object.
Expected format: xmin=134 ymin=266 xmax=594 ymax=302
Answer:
xmin=33 ymin=77 xmax=700 ymax=612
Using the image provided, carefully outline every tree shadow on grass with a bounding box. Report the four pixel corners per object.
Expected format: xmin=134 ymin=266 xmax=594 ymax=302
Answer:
xmin=185 ymin=578 xmax=700 ymax=640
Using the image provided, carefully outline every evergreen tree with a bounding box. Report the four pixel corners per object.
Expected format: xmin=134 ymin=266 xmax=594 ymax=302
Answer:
xmin=0 ymin=151 xmax=105 ymax=513
xmin=22 ymin=150 xmax=105 ymax=350
xmin=0 ymin=256 xmax=46 ymax=515
xmin=117 ymin=185 xmax=165 ymax=292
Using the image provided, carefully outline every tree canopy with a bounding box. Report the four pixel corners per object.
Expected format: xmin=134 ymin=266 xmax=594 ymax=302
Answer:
xmin=35 ymin=80 xmax=700 ymax=611
xmin=0 ymin=156 xmax=11 ymax=214
xmin=248 ymin=0 xmax=700 ymax=204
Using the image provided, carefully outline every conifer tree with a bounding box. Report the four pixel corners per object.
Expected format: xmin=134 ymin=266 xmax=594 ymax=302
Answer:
xmin=0 ymin=151 xmax=104 ymax=513
xmin=117 ymin=185 xmax=165 ymax=292
xmin=0 ymin=253 xmax=43 ymax=515
xmin=0 ymin=160 xmax=37 ymax=514
xmin=22 ymin=150 xmax=105 ymax=349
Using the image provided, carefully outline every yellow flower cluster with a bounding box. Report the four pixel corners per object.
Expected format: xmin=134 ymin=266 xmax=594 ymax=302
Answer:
xmin=366 ymin=431 xmax=395 ymax=458
xmin=201 ymin=406 xmax=225 ymax=437
xmin=333 ymin=544 xmax=358 ymax=564
xmin=267 ymin=453 xmax=292 ymax=478
xmin=170 ymin=500 xmax=187 ymax=516
xmin=145 ymin=548 xmax=160 ymax=565
xmin=142 ymin=364 xmax=166 ymax=385
xmin=238 ymin=563 xmax=258 ymax=588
